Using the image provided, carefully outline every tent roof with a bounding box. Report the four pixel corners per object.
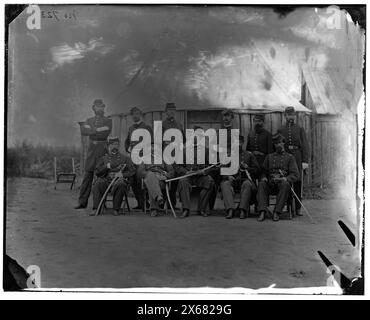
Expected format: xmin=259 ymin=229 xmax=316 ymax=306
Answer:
xmin=114 ymin=41 xmax=311 ymax=114
xmin=302 ymin=64 xmax=359 ymax=116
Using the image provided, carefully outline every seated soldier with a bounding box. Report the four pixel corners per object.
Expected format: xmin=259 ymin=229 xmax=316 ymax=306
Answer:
xmin=220 ymin=135 xmax=260 ymax=219
xmin=91 ymin=137 xmax=135 ymax=216
xmin=256 ymin=133 xmax=299 ymax=222
xmin=138 ymin=144 xmax=175 ymax=217
xmin=176 ymin=128 xmax=215 ymax=218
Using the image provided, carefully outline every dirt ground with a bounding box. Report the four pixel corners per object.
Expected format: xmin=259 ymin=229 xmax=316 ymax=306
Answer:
xmin=5 ymin=177 xmax=361 ymax=291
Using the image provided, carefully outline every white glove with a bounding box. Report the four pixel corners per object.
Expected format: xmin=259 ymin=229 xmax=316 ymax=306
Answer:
xmin=115 ymin=171 xmax=123 ymax=178
xmin=107 ymin=162 xmax=111 ymax=169
xmin=96 ymin=126 xmax=109 ymax=132
xmin=302 ymin=162 xmax=309 ymax=170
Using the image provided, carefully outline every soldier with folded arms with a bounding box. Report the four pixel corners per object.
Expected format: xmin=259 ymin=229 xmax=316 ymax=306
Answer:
xmin=75 ymin=99 xmax=112 ymax=210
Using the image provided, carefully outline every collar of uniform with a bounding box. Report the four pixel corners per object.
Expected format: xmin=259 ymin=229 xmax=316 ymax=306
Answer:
xmin=275 ymin=150 xmax=286 ymax=155
xmin=134 ymin=120 xmax=143 ymax=126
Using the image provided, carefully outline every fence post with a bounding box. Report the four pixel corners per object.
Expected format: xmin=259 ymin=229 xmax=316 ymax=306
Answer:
xmin=54 ymin=157 xmax=57 ymax=183
xmin=72 ymin=157 xmax=75 ymax=174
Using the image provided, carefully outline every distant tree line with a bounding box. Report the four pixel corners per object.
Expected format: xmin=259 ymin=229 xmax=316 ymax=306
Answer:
xmin=7 ymin=141 xmax=80 ymax=179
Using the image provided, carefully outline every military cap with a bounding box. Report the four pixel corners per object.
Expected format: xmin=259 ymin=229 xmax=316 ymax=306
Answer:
xmin=284 ymin=106 xmax=296 ymax=114
xmin=272 ymin=133 xmax=285 ymax=144
xmin=253 ymin=113 xmax=265 ymax=121
xmin=130 ymin=106 xmax=143 ymax=115
xmin=108 ymin=136 xmax=120 ymax=145
xmin=222 ymin=109 xmax=234 ymax=118
xmin=165 ymin=102 xmax=176 ymax=110
xmin=193 ymin=125 xmax=204 ymax=131
xmin=92 ymin=99 xmax=105 ymax=108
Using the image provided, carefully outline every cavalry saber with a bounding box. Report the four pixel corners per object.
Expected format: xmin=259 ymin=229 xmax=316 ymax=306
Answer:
xmin=165 ymin=163 xmax=220 ymax=218
xmin=301 ymin=169 xmax=304 ymax=199
xmin=165 ymin=183 xmax=177 ymax=218
xmin=95 ymin=164 xmax=127 ymax=216
xmin=165 ymin=163 xmax=220 ymax=183
xmin=95 ymin=176 xmax=120 ymax=216
xmin=279 ymin=169 xmax=316 ymax=224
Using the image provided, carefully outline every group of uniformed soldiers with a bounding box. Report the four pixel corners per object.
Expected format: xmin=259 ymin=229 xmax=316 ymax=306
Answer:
xmin=75 ymin=99 xmax=308 ymax=221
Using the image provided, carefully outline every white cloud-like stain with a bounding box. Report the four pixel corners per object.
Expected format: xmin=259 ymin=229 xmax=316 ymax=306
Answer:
xmin=46 ymin=37 xmax=115 ymax=72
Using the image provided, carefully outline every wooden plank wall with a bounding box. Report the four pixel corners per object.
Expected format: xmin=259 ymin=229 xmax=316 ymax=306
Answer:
xmin=80 ymin=110 xmax=356 ymax=191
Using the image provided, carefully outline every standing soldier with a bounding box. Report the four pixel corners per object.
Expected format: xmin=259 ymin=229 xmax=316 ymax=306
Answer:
xmin=220 ymin=109 xmax=235 ymax=150
xmin=220 ymin=135 xmax=260 ymax=219
xmin=91 ymin=137 xmax=135 ymax=216
xmin=75 ymin=99 xmax=112 ymax=209
xmin=246 ymin=114 xmax=273 ymax=167
xmin=278 ymin=106 xmax=309 ymax=216
xmin=162 ymin=102 xmax=183 ymax=134
xmin=161 ymin=102 xmax=183 ymax=209
xmin=256 ymin=133 xmax=299 ymax=222
xmin=124 ymin=107 xmax=153 ymax=210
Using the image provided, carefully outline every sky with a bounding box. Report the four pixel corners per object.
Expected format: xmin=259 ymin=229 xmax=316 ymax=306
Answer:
xmin=7 ymin=5 xmax=364 ymax=146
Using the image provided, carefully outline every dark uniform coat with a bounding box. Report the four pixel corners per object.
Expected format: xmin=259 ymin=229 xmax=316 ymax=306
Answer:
xmin=124 ymin=121 xmax=153 ymax=153
xmin=261 ymin=151 xmax=299 ymax=183
xmin=246 ymin=128 xmax=273 ymax=166
xmin=278 ymin=123 xmax=309 ymax=176
xmin=257 ymin=150 xmax=299 ymax=214
xmin=95 ymin=152 xmax=135 ymax=181
xmin=81 ymin=115 xmax=112 ymax=172
xmin=93 ymin=152 xmax=135 ymax=210
xmin=162 ymin=118 xmax=183 ymax=134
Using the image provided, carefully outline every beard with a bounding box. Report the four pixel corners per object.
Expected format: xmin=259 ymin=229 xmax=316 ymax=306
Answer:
xmin=95 ymin=110 xmax=104 ymax=116
xmin=276 ymin=145 xmax=284 ymax=153
xmin=111 ymin=148 xmax=119 ymax=154
xmin=255 ymin=124 xmax=263 ymax=132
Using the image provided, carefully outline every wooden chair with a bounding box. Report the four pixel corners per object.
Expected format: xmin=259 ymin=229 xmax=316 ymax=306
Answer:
xmin=54 ymin=157 xmax=77 ymax=190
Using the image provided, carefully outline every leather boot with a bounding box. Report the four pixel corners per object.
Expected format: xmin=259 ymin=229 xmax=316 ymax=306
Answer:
xmin=225 ymin=209 xmax=233 ymax=219
xmin=295 ymin=208 xmax=303 ymax=216
xmin=181 ymin=209 xmax=189 ymax=218
xmin=239 ymin=209 xmax=246 ymax=219
xmin=200 ymin=211 xmax=209 ymax=217
xmin=257 ymin=211 xmax=265 ymax=222
xmin=75 ymin=204 xmax=87 ymax=209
